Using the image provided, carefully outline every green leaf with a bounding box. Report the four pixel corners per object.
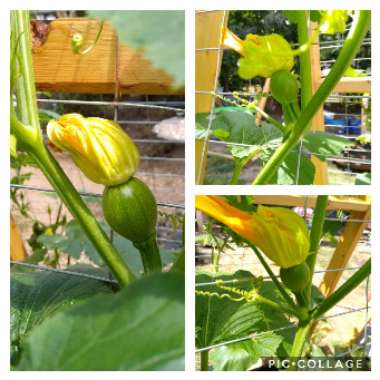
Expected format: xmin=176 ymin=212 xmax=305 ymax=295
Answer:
xmin=37 ymin=220 xmax=99 ymax=263
xmin=229 ymin=144 xmax=261 ymax=166
xmin=283 ymin=10 xmax=302 ymax=24
xmin=303 ymin=131 xmax=353 ymax=161
xmin=10 ymin=173 xmax=32 ymax=185
xmin=222 ymin=109 xmax=258 ymax=143
xmin=38 ymin=109 xmax=60 ymax=123
xmin=195 ymin=271 xmax=293 ymax=350
xmin=11 ymin=266 xmax=113 ymax=366
xmin=310 ymin=11 xmax=323 ymax=23
xmin=37 ymin=219 xmax=175 ymax=275
xmin=355 ymin=172 xmax=371 ymax=185
xmin=276 ymin=150 xmax=316 ymax=185
xmin=17 ymin=272 xmax=184 ymax=370
xmin=344 ymin=66 xmax=367 ymax=77
xmin=90 ymin=11 xmax=184 ymax=86
xmin=211 ymin=331 xmax=283 ymax=370
xmin=196 ymin=109 xmax=282 ymax=146
xmin=24 ymin=248 xmax=47 ymax=264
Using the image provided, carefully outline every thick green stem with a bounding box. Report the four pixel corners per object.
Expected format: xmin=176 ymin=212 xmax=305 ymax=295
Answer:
xmin=134 ymin=234 xmax=162 ymax=274
xmin=200 ymin=350 xmax=209 ymax=371
xmin=30 ymin=147 xmax=135 ymax=285
xmin=289 ymin=320 xmax=313 ymax=366
xmin=306 ymin=196 xmax=329 ymax=299
xmin=255 ymin=295 xmax=298 ymax=317
xmin=229 ymin=161 xmax=243 ymax=184
xmin=12 ymin=11 xmax=41 ymax=132
xmin=297 ymin=11 xmax=313 ymax=110
xmin=312 ymin=259 xmax=371 ymax=320
xmin=253 ymin=11 xmax=371 ymax=184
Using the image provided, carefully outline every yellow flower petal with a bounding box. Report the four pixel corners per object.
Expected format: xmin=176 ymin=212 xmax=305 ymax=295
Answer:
xmin=47 ymin=113 xmax=140 ymax=186
xmin=196 ymin=196 xmax=310 ymax=268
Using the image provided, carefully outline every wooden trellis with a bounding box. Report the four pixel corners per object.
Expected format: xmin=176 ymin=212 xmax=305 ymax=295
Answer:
xmin=195 ymin=11 xmax=371 ymax=185
xmin=32 ymin=18 xmax=183 ymax=95
xmin=195 ymin=11 xmax=229 ymax=184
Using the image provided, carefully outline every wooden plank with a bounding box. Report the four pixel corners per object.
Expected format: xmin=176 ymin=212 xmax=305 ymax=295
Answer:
xmin=255 ymin=78 xmax=271 ymax=126
xmin=318 ymin=76 xmax=371 ymax=94
xmin=251 ymin=195 xmax=370 ymax=212
xmin=10 ymin=214 xmax=26 ymax=261
xmin=32 ymin=18 xmax=182 ymax=95
xmin=195 ymin=11 xmax=229 ymax=184
xmin=319 ymin=207 xmax=371 ymax=296
xmin=309 ymin=22 xmax=328 ymax=184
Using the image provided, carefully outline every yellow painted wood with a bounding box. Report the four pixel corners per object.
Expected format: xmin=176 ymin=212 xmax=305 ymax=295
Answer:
xmin=10 ymin=214 xmax=26 ymax=261
xmin=251 ymin=195 xmax=370 ymax=212
xmin=255 ymin=78 xmax=271 ymax=126
xmin=320 ymin=207 xmax=371 ymax=296
xmin=32 ymin=19 xmax=182 ymax=95
xmin=195 ymin=11 xmax=229 ymax=184
xmin=318 ymin=76 xmax=371 ymax=94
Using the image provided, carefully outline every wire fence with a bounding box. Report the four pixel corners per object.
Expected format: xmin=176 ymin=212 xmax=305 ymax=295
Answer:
xmin=195 ymin=11 xmax=371 ymax=185
xmin=195 ymin=196 xmax=371 ymax=362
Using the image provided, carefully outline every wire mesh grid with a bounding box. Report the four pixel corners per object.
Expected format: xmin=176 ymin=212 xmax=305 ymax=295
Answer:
xmin=195 ymin=11 xmax=371 ymax=185
xmin=195 ymin=196 xmax=371 ymax=359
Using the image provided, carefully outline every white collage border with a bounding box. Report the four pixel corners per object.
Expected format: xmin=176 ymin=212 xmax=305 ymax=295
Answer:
xmin=0 ymin=0 xmax=378 ymax=379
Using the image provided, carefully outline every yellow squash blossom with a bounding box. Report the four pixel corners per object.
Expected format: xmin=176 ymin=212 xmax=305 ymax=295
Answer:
xmin=47 ymin=113 xmax=140 ymax=186
xmin=196 ymin=196 xmax=310 ymax=268
xmin=320 ymin=10 xmax=349 ymax=35
xmin=222 ymin=28 xmax=294 ymax=79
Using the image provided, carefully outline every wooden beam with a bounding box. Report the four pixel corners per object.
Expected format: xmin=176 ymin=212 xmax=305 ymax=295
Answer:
xmin=251 ymin=195 xmax=370 ymax=212
xmin=10 ymin=214 xmax=26 ymax=261
xmin=255 ymin=78 xmax=271 ymax=126
xmin=318 ymin=76 xmax=371 ymax=94
xmin=32 ymin=18 xmax=182 ymax=95
xmin=195 ymin=11 xmax=229 ymax=184
xmin=309 ymin=21 xmax=328 ymax=184
xmin=319 ymin=207 xmax=371 ymax=296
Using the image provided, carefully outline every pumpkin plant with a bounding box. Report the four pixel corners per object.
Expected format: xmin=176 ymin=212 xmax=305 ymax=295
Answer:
xmin=10 ymin=10 xmax=184 ymax=370
xmin=196 ymin=10 xmax=371 ymax=185
xmin=195 ymin=195 xmax=370 ymax=370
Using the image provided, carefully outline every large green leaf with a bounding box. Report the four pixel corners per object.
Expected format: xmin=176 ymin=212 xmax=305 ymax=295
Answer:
xmin=16 ymin=272 xmax=184 ymax=370
xmin=277 ymin=150 xmax=316 ymax=185
xmin=211 ymin=331 xmax=283 ymax=371
xmin=37 ymin=220 xmax=101 ymax=264
xmin=196 ymin=109 xmax=282 ymax=146
xmin=196 ymin=109 xmax=282 ymax=171
xmin=303 ymin=131 xmax=353 ymax=161
xmin=11 ymin=266 xmax=113 ymax=366
xmin=90 ymin=11 xmax=184 ymax=86
xmin=195 ymin=271 xmax=294 ymax=355
xmin=37 ymin=219 xmax=175 ymax=275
